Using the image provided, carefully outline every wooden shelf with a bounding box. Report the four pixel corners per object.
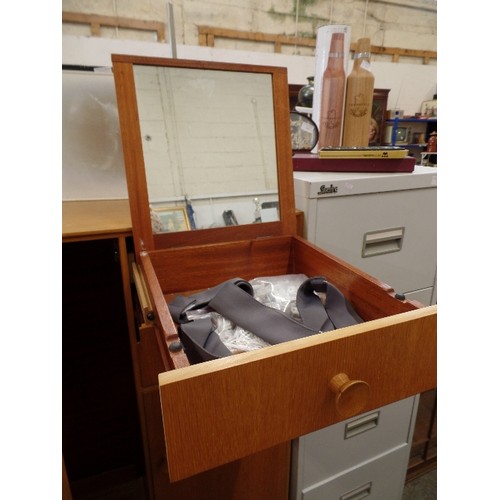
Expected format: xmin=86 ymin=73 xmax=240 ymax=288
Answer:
xmin=198 ymin=26 xmax=436 ymax=64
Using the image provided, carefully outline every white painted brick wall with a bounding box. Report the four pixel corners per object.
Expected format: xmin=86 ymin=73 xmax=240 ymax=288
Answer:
xmin=62 ymin=0 xmax=437 ymax=59
xmin=134 ymin=65 xmax=278 ymax=206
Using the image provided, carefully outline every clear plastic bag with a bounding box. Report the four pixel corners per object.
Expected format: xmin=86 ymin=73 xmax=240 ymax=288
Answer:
xmin=185 ymin=274 xmax=309 ymax=354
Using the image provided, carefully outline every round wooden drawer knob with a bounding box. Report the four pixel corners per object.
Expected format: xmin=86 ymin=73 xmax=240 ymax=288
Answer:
xmin=329 ymin=373 xmax=370 ymax=418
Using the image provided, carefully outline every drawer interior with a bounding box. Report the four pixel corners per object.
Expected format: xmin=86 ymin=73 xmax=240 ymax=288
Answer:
xmin=137 ymin=234 xmax=436 ymax=482
xmin=146 ymin=235 xmax=418 ymax=323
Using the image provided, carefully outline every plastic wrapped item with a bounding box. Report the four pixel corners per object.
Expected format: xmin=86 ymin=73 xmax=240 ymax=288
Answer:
xmin=185 ymin=274 xmax=309 ymax=354
xmin=250 ymin=274 xmax=307 ymax=320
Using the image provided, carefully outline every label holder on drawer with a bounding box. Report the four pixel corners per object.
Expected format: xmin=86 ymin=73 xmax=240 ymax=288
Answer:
xmin=344 ymin=411 xmax=380 ymax=439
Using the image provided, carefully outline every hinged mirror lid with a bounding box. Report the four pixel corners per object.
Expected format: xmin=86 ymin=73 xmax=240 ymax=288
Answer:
xmin=112 ymin=54 xmax=297 ymax=254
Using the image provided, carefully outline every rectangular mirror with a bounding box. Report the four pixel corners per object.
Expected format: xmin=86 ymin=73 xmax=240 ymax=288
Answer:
xmin=112 ymin=55 xmax=296 ymax=251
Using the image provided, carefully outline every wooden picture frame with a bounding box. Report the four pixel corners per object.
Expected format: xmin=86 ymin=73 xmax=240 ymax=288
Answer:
xmin=153 ymin=206 xmax=190 ymax=232
xmin=420 ymin=99 xmax=437 ymax=118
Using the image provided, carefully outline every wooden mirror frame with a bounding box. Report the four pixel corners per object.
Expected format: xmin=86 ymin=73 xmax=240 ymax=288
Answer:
xmin=112 ymin=54 xmax=297 ymax=254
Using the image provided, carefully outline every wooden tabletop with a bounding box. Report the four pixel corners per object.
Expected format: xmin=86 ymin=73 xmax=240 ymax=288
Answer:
xmin=62 ymin=199 xmax=304 ymax=241
xmin=62 ymin=199 xmax=132 ymax=242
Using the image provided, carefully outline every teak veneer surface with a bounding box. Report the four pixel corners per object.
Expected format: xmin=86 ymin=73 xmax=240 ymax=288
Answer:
xmin=139 ymin=234 xmax=420 ymax=371
xmin=145 ymin=235 xmax=416 ymax=318
xmin=158 ymin=305 xmax=436 ymax=481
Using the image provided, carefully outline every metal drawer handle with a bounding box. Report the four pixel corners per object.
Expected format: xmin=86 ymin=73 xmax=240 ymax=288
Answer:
xmin=344 ymin=411 xmax=380 ymax=439
xmin=340 ymin=482 xmax=372 ymax=500
xmin=362 ymin=227 xmax=404 ymax=258
xmin=329 ymin=373 xmax=370 ymax=418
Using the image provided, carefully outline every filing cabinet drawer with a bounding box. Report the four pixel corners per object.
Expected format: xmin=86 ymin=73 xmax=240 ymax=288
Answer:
xmin=292 ymin=396 xmax=418 ymax=490
xmin=403 ymin=287 xmax=434 ymax=306
xmin=302 ymin=444 xmax=410 ymax=500
xmin=293 ymin=170 xmax=437 ymax=298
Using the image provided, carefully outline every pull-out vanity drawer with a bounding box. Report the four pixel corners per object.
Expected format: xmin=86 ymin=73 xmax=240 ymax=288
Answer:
xmin=143 ymin=239 xmax=436 ymax=484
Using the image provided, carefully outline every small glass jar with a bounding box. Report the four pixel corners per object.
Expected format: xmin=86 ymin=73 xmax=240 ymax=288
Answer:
xmin=297 ymin=76 xmax=314 ymax=108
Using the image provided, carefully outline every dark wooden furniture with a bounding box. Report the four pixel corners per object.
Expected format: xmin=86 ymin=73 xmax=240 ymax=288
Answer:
xmin=288 ymin=83 xmax=303 ymax=111
xmin=407 ymin=388 xmax=437 ymax=481
xmin=372 ymin=88 xmax=390 ymax=145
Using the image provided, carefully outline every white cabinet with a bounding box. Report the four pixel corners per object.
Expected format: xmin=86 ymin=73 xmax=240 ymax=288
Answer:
xmin=291 ymin=397 xmax=419 ymax=500
xmin=294 ymin=166 xmax=437 ymax=305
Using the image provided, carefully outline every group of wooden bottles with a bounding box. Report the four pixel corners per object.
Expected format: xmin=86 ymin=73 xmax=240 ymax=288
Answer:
xmin=318 ymin=35 xmax=374 ymax=149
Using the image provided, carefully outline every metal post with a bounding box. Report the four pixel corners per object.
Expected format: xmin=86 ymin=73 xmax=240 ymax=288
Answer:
xmin=167 ymin=2 xmax=177 ymax=58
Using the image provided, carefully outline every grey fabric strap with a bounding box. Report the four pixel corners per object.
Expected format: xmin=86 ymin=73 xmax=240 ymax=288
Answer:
xmin=168 ymin=278 xmax=253 ymax=323
xmin=208 ymin=282 xmax=318 ymax=345
xmin=170 ymin=276 xmax=363 ymax=363
xmin=296 ymin=276 xmax=363 ymax=330
xmin=180 ymin=318 xmax=233 ymax=361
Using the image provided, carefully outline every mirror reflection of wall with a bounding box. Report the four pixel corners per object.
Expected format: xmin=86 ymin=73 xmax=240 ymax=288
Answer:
xmin=133 ymin=65 xmax=280 ymax=230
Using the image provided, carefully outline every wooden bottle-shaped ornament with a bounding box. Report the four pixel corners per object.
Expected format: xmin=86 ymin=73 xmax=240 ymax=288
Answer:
xmin=318 ymin=33 xmax=346 ymax=149
xmin=342 ymin=38 xmax=375 ymax=147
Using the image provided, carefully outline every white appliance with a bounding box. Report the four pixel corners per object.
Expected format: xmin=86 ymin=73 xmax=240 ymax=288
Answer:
xmin=294 ymin=165 xmax=437 ymax=305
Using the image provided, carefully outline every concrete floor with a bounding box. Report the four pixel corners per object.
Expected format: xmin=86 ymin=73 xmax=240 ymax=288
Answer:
xmin=403 ymin=468 xmax=437 ymax=500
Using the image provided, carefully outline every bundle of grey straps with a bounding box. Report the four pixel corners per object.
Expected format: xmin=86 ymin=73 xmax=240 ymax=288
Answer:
xmin=168 ymin=276 xmax=363 ymax=363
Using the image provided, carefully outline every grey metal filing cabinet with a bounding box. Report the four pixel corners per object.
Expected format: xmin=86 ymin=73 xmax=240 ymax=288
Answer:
xmin=290 ymin=396 xmax=419 ymax=500
xmin=291 ymin=166 xmax=436 ymax=499
xmin=293 ymin=166 xmax=437 ymax=306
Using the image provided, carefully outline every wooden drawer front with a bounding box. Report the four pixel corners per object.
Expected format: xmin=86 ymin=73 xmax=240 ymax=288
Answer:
xmin=301 ymin=445 xmax=410 ymax=500
xmin=142 ymin=390 xmax=291 ymax=500
xmin=294 ymin=396 xmax=418 ymax=489
xmin=158 ymin=306 xmax=436 ymax=481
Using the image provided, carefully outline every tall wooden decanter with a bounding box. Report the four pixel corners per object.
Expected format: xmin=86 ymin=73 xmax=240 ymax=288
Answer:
xmin=317 ymin=33 xmax=346 ymax=149
xmin=342 ymin=37 xmax=375 ymax=147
